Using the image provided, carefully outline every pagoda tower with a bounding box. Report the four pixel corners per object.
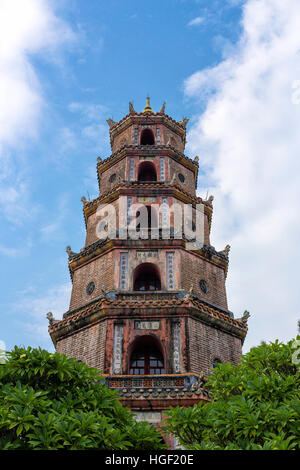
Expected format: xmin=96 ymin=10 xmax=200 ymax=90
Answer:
xmin=48 ymin=99 xmax=248 ymax=438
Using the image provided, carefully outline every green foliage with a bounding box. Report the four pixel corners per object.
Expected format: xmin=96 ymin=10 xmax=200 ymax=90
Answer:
xmin=0 ymin=346 xmax=165 ymax=450
xmin=165 ymin=338 xmax=300 ymax=450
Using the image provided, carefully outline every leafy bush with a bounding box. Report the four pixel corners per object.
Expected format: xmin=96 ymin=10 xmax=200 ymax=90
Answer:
xmin=0 ymin=346 xmax=165 ymax=450
xmin=165 ymin=338 xmax=300 ymax=450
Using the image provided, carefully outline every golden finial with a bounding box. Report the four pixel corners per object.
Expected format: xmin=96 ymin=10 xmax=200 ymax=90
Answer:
xmin=142 ymin=96 xmax=154 ymax=114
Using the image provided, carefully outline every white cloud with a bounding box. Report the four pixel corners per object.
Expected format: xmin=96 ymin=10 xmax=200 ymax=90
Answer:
xmin=0 ymin=0 xmax=75 ymax=225
xmin=0 ymin=244 xmax=21 ymax=257
xmin=68 ymin=102 xmax=107 ymax=121
xmin=0 ymin=0 xmax=75 ymax=149
xmin=0 ymin=340 xmax=6 ymax=363
xmin=39 ymin=193 xmax=70 ymax=241
xmin=14 ymin=283 xmax=72 ymax=348
xmin=187 ymin=16 xmax=205 ymax=27
xmin=184 ymin=0 xmax=300 ymax=351
xmin=68 ymin=102 xmax=110 ymax=153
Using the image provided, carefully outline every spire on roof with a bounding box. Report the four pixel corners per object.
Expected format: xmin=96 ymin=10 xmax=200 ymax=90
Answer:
xmin=129 ymin=101 xmax=136 ymax=114
xmin=142 ymin=96 xmax=154 ymax=114
xmin=160 ymin=101 xmax=166 ymax=113
xmin=106 ymin=118 xmax=116 ymax=128
xmin=179 ymin=117 xmax=189 ymax=127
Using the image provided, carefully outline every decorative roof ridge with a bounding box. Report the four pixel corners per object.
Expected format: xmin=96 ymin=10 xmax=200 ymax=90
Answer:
xmin=188 ymin=294 xmax=233 ymax=317
xmin=108 ymin=111 xmax=188 ymax=133
xmin=67 ymin=235 xmax=228 ymax=270
xmin=97 ymin=144 xmax=198 ymax=168
xmin=189 ymin=297 xmax=246 ymax=329
xmin=49 ymin=291 xmax=246 ymax=333
xmin=106 ymin=372 xmax=205 ymax=379
xmin=67 ymin=238 xmax=109 ymax=262
xmin=201 ymin=243 xmax=229 ymax=261
xmin=83 ymin=182 xmax=208 ymax=213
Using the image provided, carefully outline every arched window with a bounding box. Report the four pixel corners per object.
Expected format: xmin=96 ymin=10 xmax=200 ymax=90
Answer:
xmin=129 ymin=336 xmax=165 ymax=375
xmin=138 ymin=161 xmax=157 ymax=181
xmin=140 ymin=128 xmax=155 ymax=145
xmin=133 ymin=262 xmax=161 ymax=291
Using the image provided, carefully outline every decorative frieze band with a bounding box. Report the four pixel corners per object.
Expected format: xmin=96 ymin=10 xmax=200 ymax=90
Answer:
xmin=134 ymin=320 xmax=160 ymax=330
xmin=160 ymin=157 xmax=165 ymax=181
xmin=129 ymin=157 xmax=135 ymax=181
xmin=126 ymin=196 xmax=132 ymax=226
xmin=166 ymin=251 xmax=175 ymax=290
xmin=156 ymin=128 xmax=161 ymax=144
xmin=112 ymin=323 xmax=123 ymax=374
xmin=161 ymin=197 xmax=169 ymax=228
xmin=136 ymin=250 xmax=158 ymax=259
xmin=119 ymin=252 xmax=129 ymax=289
xmin=137 ymin=196 xmax=156 ymax=203
xmin=134 ymin=412 xmax=162 ymax=423
xmin=172 ymin=321 xmax=181 ymax=373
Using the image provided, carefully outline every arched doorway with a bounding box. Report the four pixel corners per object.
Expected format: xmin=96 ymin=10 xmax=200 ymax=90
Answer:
xmin=140 ymin=128 xmax=155 ymax=145
xmin=133 ymin=262 xmax=161 ymax=291
xmin=129 ymin=336 xmax=165 ymax=375
xmin=138 ymin=161 xmax=157 ymax=181
xmin=136 ymin=205 xmax=158 ymax=231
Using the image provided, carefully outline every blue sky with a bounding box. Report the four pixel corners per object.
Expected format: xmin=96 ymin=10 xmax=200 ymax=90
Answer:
xmin=1 ymin=0 xmax=299 ymax=354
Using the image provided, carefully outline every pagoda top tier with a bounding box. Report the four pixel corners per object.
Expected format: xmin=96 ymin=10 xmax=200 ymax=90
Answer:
xmin=106 ymin=98 xmax=189 ymax=154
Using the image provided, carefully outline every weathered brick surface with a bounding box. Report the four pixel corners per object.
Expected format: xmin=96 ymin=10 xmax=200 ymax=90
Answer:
xmin=186 ymin=316 xmax=242 ymax=375
xmin=85 ymin=199 xmax=120 ymax=246
xmin=55 ymin=313 xmax=242 ymax=378
xmin=56 ymin=320 xmax=107 ymax=370
xmin=180 ymin=250 xmax=228 ymax=310
xmin=168 ymin=157 xmax=195 ymax=196
xmin=85 ymin=195 xmax=210 ymax=247
xmin=161 ymin=128 xmax=185 ymax=153
xmin=107 ymin=318 xmax=174 ymax=375
xmin=112 ymin=127 xmax=131 ymax=152
xmin=111 ymin=122 xmax=185 ymax=154
xmin=99 ymin=157 xmax=126 ymax=195
xmin=69 ymin=243 xmax=226 ymax=309
xmin=69 ymin=251 xmax=114 ymax=310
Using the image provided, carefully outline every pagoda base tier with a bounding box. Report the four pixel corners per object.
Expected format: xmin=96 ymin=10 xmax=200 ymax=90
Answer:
xmin=106 ymin=373 xmax=210 ymax=411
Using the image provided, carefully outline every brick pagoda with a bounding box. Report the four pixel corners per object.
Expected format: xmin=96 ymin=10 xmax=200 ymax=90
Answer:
xmin=48 ymin=99 xmax=248 ymax=441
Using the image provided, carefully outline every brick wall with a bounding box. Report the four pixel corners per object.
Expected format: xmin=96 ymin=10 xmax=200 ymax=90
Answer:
xmin=111 ymin=126 xmax=133 ymax=153
xmin=104 ymin=317 xmax=183 ymax=375
xmin=111 ymin=122 xmax=185 ymax=154
xmin=99 ymin=157 xmax=126 ymax=195
xmin=85 ymin=199 xmax=120 ymax=246
xmin=168 ymin=157 xmax=196 ymax=196
xmin=56 ymin=320 xmax=107 ymax=370
xmin=180 ymin=250 xmax=228 ymax=310
xmin=55 ymin=314 xmax=242 ymax=378
xmin=69 ymin=251 xmax=115 ymax=310
xmin=186 ymin=317 xmax=242 ymax=375
xmin=161 ymin=128 xmax=185 ymax=153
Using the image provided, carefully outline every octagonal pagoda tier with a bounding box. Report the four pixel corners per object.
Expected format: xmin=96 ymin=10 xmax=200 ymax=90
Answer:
xmin=48 ymin=98 xmax=248 ymax=435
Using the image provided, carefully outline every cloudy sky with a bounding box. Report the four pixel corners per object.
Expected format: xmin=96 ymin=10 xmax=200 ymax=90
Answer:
xmin=0 ymin=0 xmax=299 ymax=354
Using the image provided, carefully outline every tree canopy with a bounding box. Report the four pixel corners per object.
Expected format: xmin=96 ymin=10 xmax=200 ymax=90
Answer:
xmin=165 ymin=337 xmax=300 ymax=450
xmin=0 ymin=346 xmax=165 ymax=450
